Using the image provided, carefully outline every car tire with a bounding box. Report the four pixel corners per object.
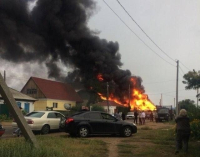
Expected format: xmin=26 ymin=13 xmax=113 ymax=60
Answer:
xmin=122 ymin=126 xmax=132 ymax=137
xmin=78 ymin=126 xmax=89 ymax=137
xmin=41 ymin=125 xmax=50 ymax=134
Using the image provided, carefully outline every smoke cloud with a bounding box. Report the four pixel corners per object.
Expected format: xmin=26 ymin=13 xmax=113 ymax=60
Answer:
xmin=0 ymin=0 xmax=145 ymax=104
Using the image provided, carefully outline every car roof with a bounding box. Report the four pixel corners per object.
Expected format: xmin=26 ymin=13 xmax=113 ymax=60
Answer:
xmin=31 ymin=111 xmax=61 ymax=113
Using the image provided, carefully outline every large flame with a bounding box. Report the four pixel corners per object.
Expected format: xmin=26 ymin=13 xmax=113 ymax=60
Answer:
xmin=97 ymin=74 xmax=156 ymax=111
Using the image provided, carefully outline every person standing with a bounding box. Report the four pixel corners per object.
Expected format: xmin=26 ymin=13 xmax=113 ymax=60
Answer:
xmin=141 ymin=111 xmax=146 ymax=125
xmin=122 ymin=112 xmax=125 ymax=121
xmin=175 ymin=109 xmax=190 ymax=154
xmin=134 ymin=110 xmax=138 ymax=124
xmin=150 ymin=111 xmax=153 ymax=122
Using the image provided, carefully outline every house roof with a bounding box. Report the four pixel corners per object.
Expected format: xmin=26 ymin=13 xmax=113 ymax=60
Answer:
xmin=29 ymin=77 xmax=83 ymax=102
xmin=0 ymin=88 xmax=36 ymax=101
xmin=96 ymin=100 xmax=122 ymax=107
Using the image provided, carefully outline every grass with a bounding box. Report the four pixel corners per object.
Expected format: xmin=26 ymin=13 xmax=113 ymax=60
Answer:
xmin=118 ymin=124 xmax=200 ymax=157
xmin=0 ymin=135 xmax=108 ymax=157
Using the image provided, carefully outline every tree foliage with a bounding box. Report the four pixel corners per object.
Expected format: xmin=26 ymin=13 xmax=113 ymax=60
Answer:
xmin=91 ymin=104 xmax=105 ymax=112
xmin=182 ymin=70 xmax=200 ymax=90
xmin=179 ymin=99 xmax=200 ymax=120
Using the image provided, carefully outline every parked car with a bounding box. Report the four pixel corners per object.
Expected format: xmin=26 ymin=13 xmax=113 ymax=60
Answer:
xmin=65 ymin=111 xmax=137 ymax=137
xmin=0 ymin=124 xmax=5 ymax=137
xmin=126 ymin=112 xmax=135 ymax=119
xmin=12 ymin=111 xmax=65 ymax=134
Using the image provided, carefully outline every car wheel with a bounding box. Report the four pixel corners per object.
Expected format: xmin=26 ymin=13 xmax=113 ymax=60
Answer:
xmin=41 ymin=125 xmax=50 ymax=134
xmin=122 ymin=126 xmax=132 ymax=137
xmin=79 ymin=126 xmax=89 ymax=137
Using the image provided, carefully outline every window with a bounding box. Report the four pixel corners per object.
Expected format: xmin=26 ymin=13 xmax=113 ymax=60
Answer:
xmin=26 ymin=112 xmax=45 ymax=118
xmin=88 ymin=112 xmax=102 ymax=119
xmin=53 ymin=103 xmax=58 ymax=108
xmin=17 ymin=102 xmax=21 ymax=108
xmin=55 ymin=113 xmax=64 ymax=118
xmin=47 ymin=113 xmax=56 ymax=118
xmin=27 ymin=89 xmax=37 ymax=94
xmin=101 ymin=113 xmax=115 ymax=121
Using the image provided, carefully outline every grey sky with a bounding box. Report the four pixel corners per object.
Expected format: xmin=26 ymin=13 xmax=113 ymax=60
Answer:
xmin=1 ymin=0 xmax=200 ymax=107
xmin=88 ymin=0 xmax=200 ymax=106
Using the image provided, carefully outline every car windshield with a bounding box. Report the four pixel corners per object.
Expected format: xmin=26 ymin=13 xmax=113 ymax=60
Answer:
xmin=127 ymin=112 xmax=134 ymax=115
xmin=26 ymin=112 xmax=45 ymax=118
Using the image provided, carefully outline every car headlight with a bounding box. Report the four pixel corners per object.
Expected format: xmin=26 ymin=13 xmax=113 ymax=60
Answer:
xmin=132 ymin=123 xmax=136 ymax=126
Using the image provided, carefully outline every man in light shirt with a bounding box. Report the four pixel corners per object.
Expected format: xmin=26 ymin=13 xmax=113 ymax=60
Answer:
xmin=141 ymin=111 xmax=146 ymax=125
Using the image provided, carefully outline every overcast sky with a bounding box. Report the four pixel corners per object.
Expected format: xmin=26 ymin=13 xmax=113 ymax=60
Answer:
xmin=87 ymin=0 xmax=200 ymax=106
xmin=1 ymin=0 xmax=200 ymax=107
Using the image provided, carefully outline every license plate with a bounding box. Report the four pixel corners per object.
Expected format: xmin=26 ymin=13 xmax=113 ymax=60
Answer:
xmin=160 ymin=117 xmax=164 ymax=119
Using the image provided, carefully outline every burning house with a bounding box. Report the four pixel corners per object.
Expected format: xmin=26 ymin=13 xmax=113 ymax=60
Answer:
xmin=0 ymin=0 xmax=155 ymax=111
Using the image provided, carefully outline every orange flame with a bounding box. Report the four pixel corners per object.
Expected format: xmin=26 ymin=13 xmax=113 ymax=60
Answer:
xmin=97 ymin=74 xmax=104 ymax=81
xmin=98 ymin=89 xmax=155 ymax=111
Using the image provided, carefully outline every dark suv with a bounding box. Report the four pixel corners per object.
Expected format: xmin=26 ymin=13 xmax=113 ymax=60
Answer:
xmin=65 ymin=111 xmax=137 ymax=137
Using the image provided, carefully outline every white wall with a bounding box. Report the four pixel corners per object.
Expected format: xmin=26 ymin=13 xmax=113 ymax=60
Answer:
xmin=16 ymin=101 xmax=34 ymax=113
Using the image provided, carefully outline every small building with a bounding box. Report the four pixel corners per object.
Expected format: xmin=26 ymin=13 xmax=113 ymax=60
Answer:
xmin=0 ymin=88 xmax=36 ymax=116
xmin=21 ymin=77 xmax=83 ymax=111
xmin=95 ymin=100 xmax=122 ymax=115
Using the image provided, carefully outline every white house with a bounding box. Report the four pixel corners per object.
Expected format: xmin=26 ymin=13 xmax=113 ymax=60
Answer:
xmin=0 ymin=88 xmax=36 ymax=114
xmin=95 ymin=100 xmax=122 ymax=115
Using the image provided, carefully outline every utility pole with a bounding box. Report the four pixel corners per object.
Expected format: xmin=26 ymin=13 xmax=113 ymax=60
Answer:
xmin=106 ymin=82 xmax=109 ymax=113
xmin=193 ymin=69 xmax=199 ymax=108
xmin=161 ymin=94 xmax=163 ymax=106
xmin=176 ymin=60 xmax=179 ymax=117
xmin=174 ymin=98 xmax=175 ymax=108
xmin=0 ymin=73 xmax=38 ymax=148
xmin=129 ymin=83 xmax=131 ymax=110
xmin=197 ymin=88 xmax=199 ymax=108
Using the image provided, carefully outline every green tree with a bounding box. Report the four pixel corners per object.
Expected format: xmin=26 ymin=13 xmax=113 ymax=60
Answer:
xmin=183 ymin=70 xmax=200 ymax=99
xmin=91 ymin=104 xmax=105 ymax=112
xmin=179 ymin=99 xmax=200 ymax=120
xmin=182 ymin=70 xmax=200 ymax=90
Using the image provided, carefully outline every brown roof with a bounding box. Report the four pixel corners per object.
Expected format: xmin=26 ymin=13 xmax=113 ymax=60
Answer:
xmin=29 ymin=77 xmax=83 ymax=102
xmin=96 ymin=100 xmax=122 ymax=107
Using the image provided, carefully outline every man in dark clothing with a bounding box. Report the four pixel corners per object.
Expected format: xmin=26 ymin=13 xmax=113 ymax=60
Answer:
xmin=122 ymin=112 xmax=125 ymax=121
xmin=175 ymin=109 xmax=190 ymax=154
xmin=134 ymin=110 xmax=138 ymax=124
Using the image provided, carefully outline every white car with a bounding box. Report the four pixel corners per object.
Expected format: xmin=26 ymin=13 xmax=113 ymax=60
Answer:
xmin=12 ymin=111 xmax=65 ymax=134
xmin=126 ymin=112 xmax=135 ymax=119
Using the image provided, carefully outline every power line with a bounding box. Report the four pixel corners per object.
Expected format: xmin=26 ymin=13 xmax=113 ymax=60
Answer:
xmin=179 ymin=61 xmax=191 ymax=71
xmin=102 ymin=0 xmax=176 ymax=67
xmin=116 ymin=0 xmax=176 ymax=63
xmin=179 ymin=65 xmax=185 ymax=76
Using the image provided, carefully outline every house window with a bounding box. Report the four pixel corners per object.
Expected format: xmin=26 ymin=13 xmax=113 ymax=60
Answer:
xmin=27 ymin=89 xmax=37 ymax=94
xmin=53 ymin=103 xmax=58 ymax=108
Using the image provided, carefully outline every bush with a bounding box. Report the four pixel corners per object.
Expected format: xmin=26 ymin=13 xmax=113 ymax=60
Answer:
xmin=0 ymin=114 xmax=8 ymax=121
xmin=190 ymin=119 xmax=200 ymax=140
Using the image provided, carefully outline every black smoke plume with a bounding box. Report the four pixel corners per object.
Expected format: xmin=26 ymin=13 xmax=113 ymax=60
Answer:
xmin=0 ymin=0 xmax=144 ymax=104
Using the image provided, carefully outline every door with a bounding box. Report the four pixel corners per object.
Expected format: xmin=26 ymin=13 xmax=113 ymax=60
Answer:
xmin=24 ymin=103 xmax=30 ymax=113
xmin=87 ymin=112 xmax=105 ymax=133
xmin=101 ymin=113 xmax=116 ymax=133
